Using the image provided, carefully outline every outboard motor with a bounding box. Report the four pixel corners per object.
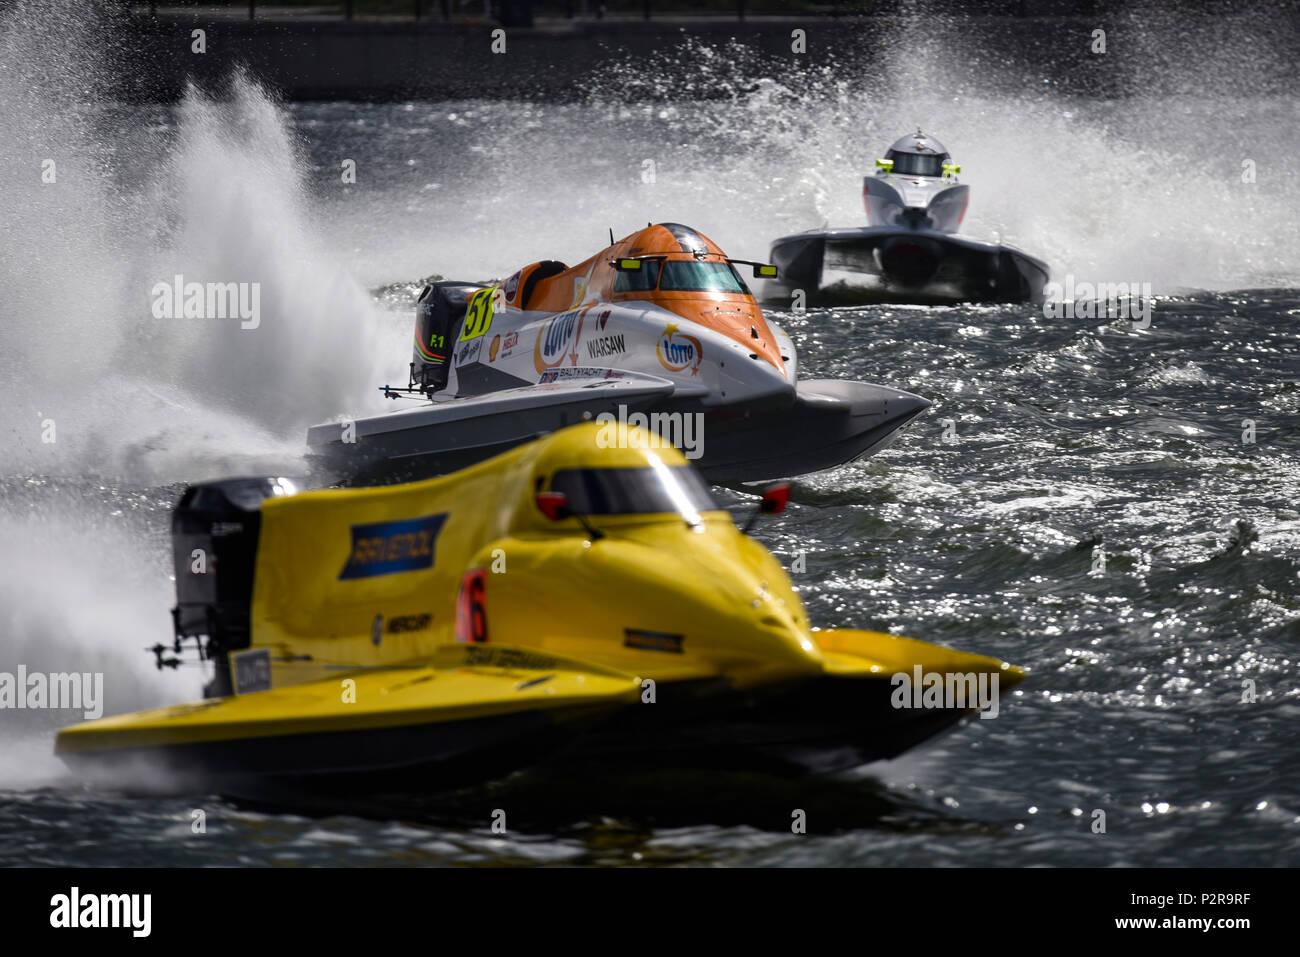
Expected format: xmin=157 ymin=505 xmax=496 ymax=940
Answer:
xmin=413 ymin=281 xmax=487 ymax=394
xmin=169 ymin=477 xmax=297 ymax=698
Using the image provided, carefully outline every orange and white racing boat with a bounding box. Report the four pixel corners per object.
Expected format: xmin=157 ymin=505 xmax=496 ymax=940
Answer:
xmin=307 ymin=223 xmax=929 ymax=484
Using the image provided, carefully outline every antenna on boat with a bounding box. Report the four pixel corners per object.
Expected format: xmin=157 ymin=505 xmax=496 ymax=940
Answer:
xmin=609 ymin=227 xmax=614 ymax=246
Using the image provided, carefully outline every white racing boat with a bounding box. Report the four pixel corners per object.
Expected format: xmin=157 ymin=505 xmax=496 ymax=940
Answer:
xmin=307 ymin=223 xmax=930 ymax=484
xmin=767 ymin=131 xmax=1050 ymax=305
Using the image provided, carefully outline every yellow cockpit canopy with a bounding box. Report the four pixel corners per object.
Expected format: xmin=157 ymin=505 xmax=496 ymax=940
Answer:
xmin=519 ymin=423 xmax=721 ymax=527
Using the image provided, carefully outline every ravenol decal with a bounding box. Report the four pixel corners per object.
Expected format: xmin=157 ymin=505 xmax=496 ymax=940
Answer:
xmin=460 ymin=286 xmax=498 ymax=342
xmin=339 ymin=513 xmax=449 ymax=580
xmin=534 ymin=309 xmax=584 ymax=373
xmin=657 ymin=323 xmax=703 ymax=375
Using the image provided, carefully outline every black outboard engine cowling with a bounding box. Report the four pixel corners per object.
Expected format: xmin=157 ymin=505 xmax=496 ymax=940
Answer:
xmin=413 ymin=280 xmax=487 ymax=394
xmin=171 ymin=477 xmax=297 ymax=698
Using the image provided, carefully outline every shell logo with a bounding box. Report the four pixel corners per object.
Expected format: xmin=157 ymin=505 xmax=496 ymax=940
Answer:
xmin=657 ymin=323 xmax=703 ymax=376
xmin=489 ymin=334 xmax=501 ymax=362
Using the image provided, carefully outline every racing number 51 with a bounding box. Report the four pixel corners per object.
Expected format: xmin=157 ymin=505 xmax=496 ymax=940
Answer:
xmin=460 ymin=287 xmax=496 ymax=341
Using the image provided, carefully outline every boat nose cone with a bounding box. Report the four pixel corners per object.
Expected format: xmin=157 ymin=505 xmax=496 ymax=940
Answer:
xmin=889 ymin=390 xmax=931 ymax=423
xmin=844 ymin=382 xmax=931 ymax=458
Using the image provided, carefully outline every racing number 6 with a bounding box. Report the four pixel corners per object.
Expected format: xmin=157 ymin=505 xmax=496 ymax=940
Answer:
xmin=455 ymin=569 xmax=489 ymax=643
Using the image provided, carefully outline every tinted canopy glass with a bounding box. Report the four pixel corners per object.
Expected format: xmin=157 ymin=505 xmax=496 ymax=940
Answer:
xmin=613 ymin=259 xmax=661 ymax=292
xmin=886 ymin=151 xmax=947 ymax=177
xmin=549 ymin=465 xmax=719 ymax=518
xmin=658 ymin=260 xmax=749 ymax=293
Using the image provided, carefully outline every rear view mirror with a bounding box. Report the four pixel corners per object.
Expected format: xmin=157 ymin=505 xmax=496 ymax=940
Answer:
xmin=536 ymin=490 xmax=605 ymax=540
xmin=536 ymin=491 xmax=571 ymax=520
xmin=752 ymin=264 xmax=779 ymax=279
xmin=742 ymin=483 xmax=792 ymax=533
xmin=760 ymin=483 xmax=791 ymax=515
xmin=614 ymin=258 xmax=643 ymax=272
xmin=875 ymin=158 xmax=894 ymax=172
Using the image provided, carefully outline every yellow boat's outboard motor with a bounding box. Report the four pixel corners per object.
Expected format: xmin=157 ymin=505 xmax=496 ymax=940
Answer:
xmin=167 ymin=477 xmax=296 ymax=698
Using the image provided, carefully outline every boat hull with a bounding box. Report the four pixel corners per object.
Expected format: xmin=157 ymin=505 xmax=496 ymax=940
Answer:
xmin=768 ymin=226 xmax=1050 ymax=305
xmin=308 ymin=378 xmax=930 ymax=486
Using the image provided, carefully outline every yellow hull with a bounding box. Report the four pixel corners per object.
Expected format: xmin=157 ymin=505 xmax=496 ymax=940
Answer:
xmin=56 ymin=423 xmax=1025 ymax=785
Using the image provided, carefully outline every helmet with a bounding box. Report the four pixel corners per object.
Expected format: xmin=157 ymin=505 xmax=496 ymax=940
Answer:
xmin=882 ymin=129 xmax=950 ymax=178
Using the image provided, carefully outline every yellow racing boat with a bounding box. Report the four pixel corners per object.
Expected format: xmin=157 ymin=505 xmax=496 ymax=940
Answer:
xmin=56 ymin=423 xmax=1024 ymax=789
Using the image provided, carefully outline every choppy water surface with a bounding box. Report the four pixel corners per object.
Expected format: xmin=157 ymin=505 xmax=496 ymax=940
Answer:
xmin=1 ymin=2 xmax=1297 ymax=866
xmin=4 ymin=293 xmax=1296 ymax=867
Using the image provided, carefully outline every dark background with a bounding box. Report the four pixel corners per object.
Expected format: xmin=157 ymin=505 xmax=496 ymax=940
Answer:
xmin=20 ymin=0 xmax=1300 ymax=101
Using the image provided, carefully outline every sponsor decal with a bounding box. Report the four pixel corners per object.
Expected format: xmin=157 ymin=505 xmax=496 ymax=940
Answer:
xmin=416 ymin=328 xmax=447 ymax=363
xmin=570 ymin=276 xmax=589 ymax=308
xmin=623 ymin=628 xmax=684 ymax=654
xmin=503 ymin=270 xmax=521 ymax=302
xmin=586 ymin=332 xmax=625 ymax=359
xmin=388 ymin=613 xmax=432 ymax=634
xmin=656 ymin=323 xmax=703 ymax=375
xmin=534 ymin=309 xmax=584 ymax=373
xmin=463 ymin=646 xmax=559 ymax=671
xmin=232 ymin=648 xmax=272 ymax=694
xmin=455 ymin=337 xmax=482 ymax=366
xmin=598 ymin=308 xmax=611 ymax=330
xmin=460 ymin=286 xmax=497 ymax=341
xmin=497 ymin=329 xmax=520 ymax=359
xmin=455 ymin=569 xmax=488 ymax=643
xmin=489 ymin=334 xmax=501 ymax=361
xmin=539 ymin=366 xmax=622 ymax=384
xmin=339 ymin=513 xmax=449 ymax=580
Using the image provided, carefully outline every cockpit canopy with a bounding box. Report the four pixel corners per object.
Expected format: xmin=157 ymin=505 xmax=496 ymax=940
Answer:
xmin=613 ymin=257 xmax=752 ymax=295
xmin=550 ymin=463 xmax=720 ymax=520
xmin=528 ymin=423 xmax=723 ymax=527
xmin=884 ymin=130 xmax=951 ymax=178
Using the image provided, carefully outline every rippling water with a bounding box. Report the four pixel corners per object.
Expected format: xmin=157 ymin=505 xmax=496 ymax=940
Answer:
xmin=2 ymin=1 xmax=1298 ymax=866
xmin=4 ymin=293 xmax=1297 ymax=867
